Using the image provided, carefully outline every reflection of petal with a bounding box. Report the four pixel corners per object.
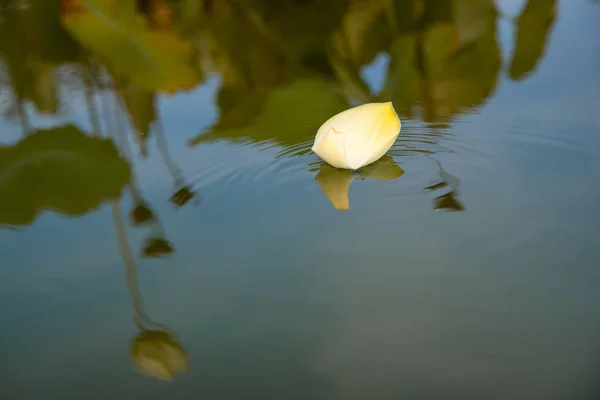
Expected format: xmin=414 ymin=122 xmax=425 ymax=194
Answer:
xmin=315 ymin=157 xmax=404 ymax=210
xmin=357 ymin=156 xmax=404 ymax=180
xmin=316 ymin=166 xmax=353 ymax=210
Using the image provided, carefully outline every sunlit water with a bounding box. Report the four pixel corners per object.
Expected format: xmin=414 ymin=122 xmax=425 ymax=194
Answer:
xmin=1 ymin=0 xmax=600 ymax=399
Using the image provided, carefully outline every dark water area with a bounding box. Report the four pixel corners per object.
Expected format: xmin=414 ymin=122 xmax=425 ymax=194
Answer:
xmin=1 ymin=0 xmax=600 ymax=399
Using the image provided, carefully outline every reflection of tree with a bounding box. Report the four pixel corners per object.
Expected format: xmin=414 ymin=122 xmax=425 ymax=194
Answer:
xmin=381 ymin=0 xmax=501 ymax=121
xmin=0 ymin=0 xmax=80 ymax=134
xmin=188 ymin=78 xmax=347 ymax=148
xmin=0 ymin=0 xmax=564 ymax=219
xmin=60 ymin=0 xmax=202 ymax=93
xmin=1 ymin=0 xmax=561 ymax=147
xmin=111 ymin=201 xmax=187 ymax=381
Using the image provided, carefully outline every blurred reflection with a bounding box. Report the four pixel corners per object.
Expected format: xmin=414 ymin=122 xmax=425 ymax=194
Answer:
xmin=379 ymin=0 xmax=501 ymax=122
xmin=315 ymin=156 xmax=404 ymax=210
xmin=0 ymin=0 xmax=562 ymax=224
xmin=154 ymin=117 xmax=199 ymax=208
xmin=130 ymin=200 xmax=156 ymax=226
xmin=105 ymin=87 xmax=177 ymax=257
xmin=0 ymin=125 xmax=131 ymax=227
xmin=112 ymin=201 xmax=187 ymax=381
xmin=0 ymin=0 xmax=80 ymax=134
xmin=142 ymin=234 xmax=175 ymax=258
xmin=508 ymin=0 xmax=557 ymax=81
xmin=131 ymin=330 xmax=187 ymax=381
xmin=424 ymin=158 xmax=464 ymax=212
xmin=0 ymin=0 xmax=560 ymax=134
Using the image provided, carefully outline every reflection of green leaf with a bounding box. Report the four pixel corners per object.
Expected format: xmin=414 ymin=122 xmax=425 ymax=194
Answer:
xmin=379 ymin=36 xmax=421 ymax=118
xmin=508 ymin=0 xmax=557 ymax=81
xmin=60 ymin=0 xmax=200 ymax=93
xmin=333 ymin=0 xmax=391 ymax=67
xmin=0 ymin=125 xmax=131 ymax=227
xmin=380 ymin=0 xmax=501 ymax=122
xmin=328 ymin=0 xmax=391 ymax=103
xmin=190 ymin=78 xmax=348 ymax=147
xmin=119 ymin=81 xmax=157 ymax=149
xmin=0 ymin=1 xmax=80 ymax=114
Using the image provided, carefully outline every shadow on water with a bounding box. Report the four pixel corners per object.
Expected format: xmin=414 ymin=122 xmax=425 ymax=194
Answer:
xmin=0 ymin=0 xmax=564 ymax=394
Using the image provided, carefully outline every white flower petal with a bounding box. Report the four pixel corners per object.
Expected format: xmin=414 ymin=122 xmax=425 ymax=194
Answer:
xmin=311 ymin=102 xmax=401 ymax=170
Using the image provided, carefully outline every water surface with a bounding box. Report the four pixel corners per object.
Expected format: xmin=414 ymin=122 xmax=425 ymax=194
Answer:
xmin=1 ymin=0 xmax=600 ymax=399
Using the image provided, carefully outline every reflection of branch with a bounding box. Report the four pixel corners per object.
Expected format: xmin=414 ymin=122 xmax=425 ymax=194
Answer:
xmin=111 ymin=201 xmax=153 ymax=330
xmin=154 ymin=115 xmax=185 ymax=187
xmin=108 ymin=89 xmax=160 ymax=222
xmin=112 ymin=91 xmax=143 ymax=201
xmin=154 ymin=109 xmax=199 ymax=208
xmin=112 ymin=200 xmax=175 ymax=334
xmin=83 ymin=64 xmax=102 ymax=137
xmin=7 ymin=70 xmax=30 ymax=136
xmin=100 ymin=86 xmax=115 ymax=138
xmin=16 ymin=99 xmax=29 ymax=136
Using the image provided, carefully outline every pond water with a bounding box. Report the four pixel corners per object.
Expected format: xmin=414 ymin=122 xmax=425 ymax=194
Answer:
xmin=1 ymin=0 xmax=600 ymax=399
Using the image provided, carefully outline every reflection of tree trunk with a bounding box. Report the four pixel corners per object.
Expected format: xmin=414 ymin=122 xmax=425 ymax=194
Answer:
xmin=111 ymin=201 xmax=153 ymax=330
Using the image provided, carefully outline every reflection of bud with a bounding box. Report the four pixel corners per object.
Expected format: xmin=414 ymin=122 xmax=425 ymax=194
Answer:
xmin=169 ymin=186 xmax=196 ymax=207
xmin=130 ymin=203 xmax=155 ymax=226
xmin=131 ymin=330 xmax=187 ymax=381
xmin=315 ymin=156 xmax=403 ymax=210
xmin=142 ymin=237 xmax=174 ymax=258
